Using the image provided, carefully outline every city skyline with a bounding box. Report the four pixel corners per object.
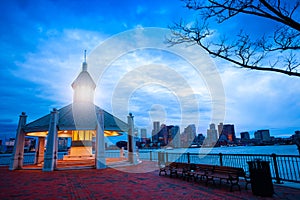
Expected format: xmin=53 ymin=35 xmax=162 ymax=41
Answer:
xmin=131 ymin=121 xmax=291 ymax=149
xmin=142 ymin=121 xmax=287 ymax=141
xmin=1 ymin=0 xmax=300 ymax=141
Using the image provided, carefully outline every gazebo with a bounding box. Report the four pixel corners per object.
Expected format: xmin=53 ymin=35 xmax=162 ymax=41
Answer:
xmin=9 ymin=53 xmax=138 ymax=171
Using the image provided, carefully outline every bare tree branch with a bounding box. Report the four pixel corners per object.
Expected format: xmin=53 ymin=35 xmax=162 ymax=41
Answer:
xmin=169 ymin=0 xmax=300 ymax=77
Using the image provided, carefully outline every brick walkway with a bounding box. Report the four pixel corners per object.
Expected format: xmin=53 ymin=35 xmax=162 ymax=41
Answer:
xmin=0 ymin=161 xmax=299 ymax=199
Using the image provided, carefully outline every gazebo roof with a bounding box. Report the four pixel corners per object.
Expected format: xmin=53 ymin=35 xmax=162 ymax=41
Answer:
xmin=24 ymin=103 xmax=128 ymax=133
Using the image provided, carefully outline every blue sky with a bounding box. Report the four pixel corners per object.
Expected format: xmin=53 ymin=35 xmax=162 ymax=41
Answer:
xmin=0 ymin=0 xmax=299 ymax=141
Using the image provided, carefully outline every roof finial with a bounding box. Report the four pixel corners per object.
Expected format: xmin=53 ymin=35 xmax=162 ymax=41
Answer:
xmin=82 ymin=50 xmax=88 ymax=71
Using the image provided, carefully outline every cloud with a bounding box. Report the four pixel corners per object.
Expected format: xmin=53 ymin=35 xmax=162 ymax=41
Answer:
xmin=1 ymin=0 xmax=298 ymax=141
xmin=0 ymin=28 xmax=104 ymax=137
xmin=94 ymin=53 xmax=215 ymax=136
xmin=220 ymin=67 xmax=300 ymax=136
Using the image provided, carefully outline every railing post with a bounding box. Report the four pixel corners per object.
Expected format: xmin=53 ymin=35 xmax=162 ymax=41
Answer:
xmin=166 ymin=152 xmax=169 ymax=163
xmin=150 ymin=151 xmax=152 ymax=161
xmin=158 ymin=151 xmax=161 ymax=164
xmin=187 ymin=152 xmax=190 ymax=164
xmin=271 ymin=153 xmax=282 ymax=184
xmin=219 ymin=153 xmax=223 ymax=166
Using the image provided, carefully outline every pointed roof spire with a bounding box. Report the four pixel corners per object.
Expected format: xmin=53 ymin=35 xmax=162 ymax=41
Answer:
xmin=82 ymin=50 xmax=87 ymax=71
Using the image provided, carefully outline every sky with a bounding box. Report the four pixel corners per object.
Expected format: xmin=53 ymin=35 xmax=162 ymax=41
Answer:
xmin=0 ymin=0 xmax=299 ymax=142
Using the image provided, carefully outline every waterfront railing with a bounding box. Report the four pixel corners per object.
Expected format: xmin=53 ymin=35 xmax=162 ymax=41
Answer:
xmin=1 ymin=151 xmax=299 ymax=184
xmin=146 ymin=151 xmax=300 ymax=184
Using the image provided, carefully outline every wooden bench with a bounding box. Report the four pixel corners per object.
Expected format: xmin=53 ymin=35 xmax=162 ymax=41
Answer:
xmin=205 ymin=165 xmax=246 ymax=191
xmin=158 ymin=162 xmax=169 ymax=176
xmin=169 ymin=162 xmax=189 ymax=178
xmin=168 ymin=162 xmax=178 ymax=177
xmin=158 ymin=162 xmax=247 ymax=192
xmin=193 ymin=164 xmax=215 ymax=182
xmin=158 ymin=162 xmax=189 ymax=178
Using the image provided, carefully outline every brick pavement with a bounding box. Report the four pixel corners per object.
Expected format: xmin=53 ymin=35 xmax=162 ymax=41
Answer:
xmin=0 ymin=161 xmax=299 ymax=200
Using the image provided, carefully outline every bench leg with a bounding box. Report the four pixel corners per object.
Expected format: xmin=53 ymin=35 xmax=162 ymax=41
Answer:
xmin=229 ymin=178 xmax=241 ymax=192
xmin=245 ymin=181 xmax=250 ymax=190
xmin=205 ymin=176 xmax=215 ymax=186
xmin=230 ymin=183 xmax=241 ymax=192
xmin=159 ymin=169 xmax=167 ymax=176
xmin=169 ymin=171 xmax=177 ymax=178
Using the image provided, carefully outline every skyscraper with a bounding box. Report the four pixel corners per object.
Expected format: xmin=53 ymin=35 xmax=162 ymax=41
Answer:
xmin=254 ymin=130 xmax=271 ymax=142
xmin=152 ymin=121 xmax=160 ymax=143
xmin=206 ymin=123 xmax=218 ymax=146
xmin=219 ymin=124 xmax=236 ymax=143
xmin=218 ymin=123 xmax=223 ymax=137
xmin=168 ymin=125 xmax=180 ymax=148
xmin=154 ymin=124 xmax=181 ymax=147
xmin=185 ymin=124 xmax=196 ymax=145
xmin=159 ymin=124 xmax=168 ymax=145
xmin=140 ymin=128 xmax=147 ymax=143
xmin=240 ymin=132 xmax=250 ymax=140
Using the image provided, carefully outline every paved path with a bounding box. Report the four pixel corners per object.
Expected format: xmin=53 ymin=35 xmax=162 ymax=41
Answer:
xmin=0 ymin=161 xmax=299 ymax=199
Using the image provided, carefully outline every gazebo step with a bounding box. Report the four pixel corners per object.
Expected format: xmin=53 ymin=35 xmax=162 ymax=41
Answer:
xmin=63 ymin=155 xmax=95 ymax=160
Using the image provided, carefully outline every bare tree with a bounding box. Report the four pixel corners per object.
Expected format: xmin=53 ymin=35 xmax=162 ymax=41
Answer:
xmin=168 ymin=0 xmax=300 ymax=77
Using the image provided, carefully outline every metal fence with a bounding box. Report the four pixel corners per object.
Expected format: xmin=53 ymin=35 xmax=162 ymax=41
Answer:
xmin=1 ymin=150 xmax=299 ymax=183
xmin=152 ymin=151 xmax=300 ymax=183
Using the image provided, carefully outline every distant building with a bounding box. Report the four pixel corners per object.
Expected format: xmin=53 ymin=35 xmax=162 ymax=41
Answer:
xmin=154 ymin=124 xmax=181 ymax=147
xmin=196 ymin=133 xmax=205 ymax=145
xmin=206 ymin=123 xmax=218 ymax=146
xmin=152 ymin=121 xmax=160 ymax=143
xmin=240 ymin=132 xmax=250 ymax=140
xmin=140 ymin=128 xmax=147 ymax=143
xmin=254 ymin=131 xmax=262 ymax=140
xmin=261 ymin=130 xmax=271 ymax=141
xmin=219 ymin=123 xmax=236 ymax=143
xmin=218 ymin=123 xmax=223 ymax=137
xmin=181 ymin=124 xmax=196 ymax=147
xmin=180 ymin=130 xmax=188 ymax=147
xmin=159 ymin=124 xmax=168 ymax=146
xmin=168 ymin=125 xmax=180 ymax=148
xmin=254 ymin=130 xmax=271 ymax=142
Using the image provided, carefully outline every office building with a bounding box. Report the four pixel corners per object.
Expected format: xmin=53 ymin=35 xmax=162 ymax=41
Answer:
xmin=240 ymin=132 xmax=250 ymax=140
xmin=152 ymin=121 xmax=160 ymax=143
xmin=168 ymin=125 xmax=180 ymax=148
xmin=254 ymin=130 xmax=271 ymax=142
xmin=140 ymin=128 xmax=147 ymax=143
xmin=219 ymin=123 xmax=236 ymax=143
xmin=206 ymin=123 xmax=218 ymax=146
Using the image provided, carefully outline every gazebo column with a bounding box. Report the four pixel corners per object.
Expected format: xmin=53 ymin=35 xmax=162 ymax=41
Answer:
xmin=127 ymin=113 xmax=138 ymax=164
xmin=43 ymin=108 xmax=59 ymax=172
xmin=35 ymin=137 xmax=45 ymax=165
xmin=9 ymin=112 xmax=27 ymax=170
xmin=95 ymin=109 xmax=106 ymax=169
